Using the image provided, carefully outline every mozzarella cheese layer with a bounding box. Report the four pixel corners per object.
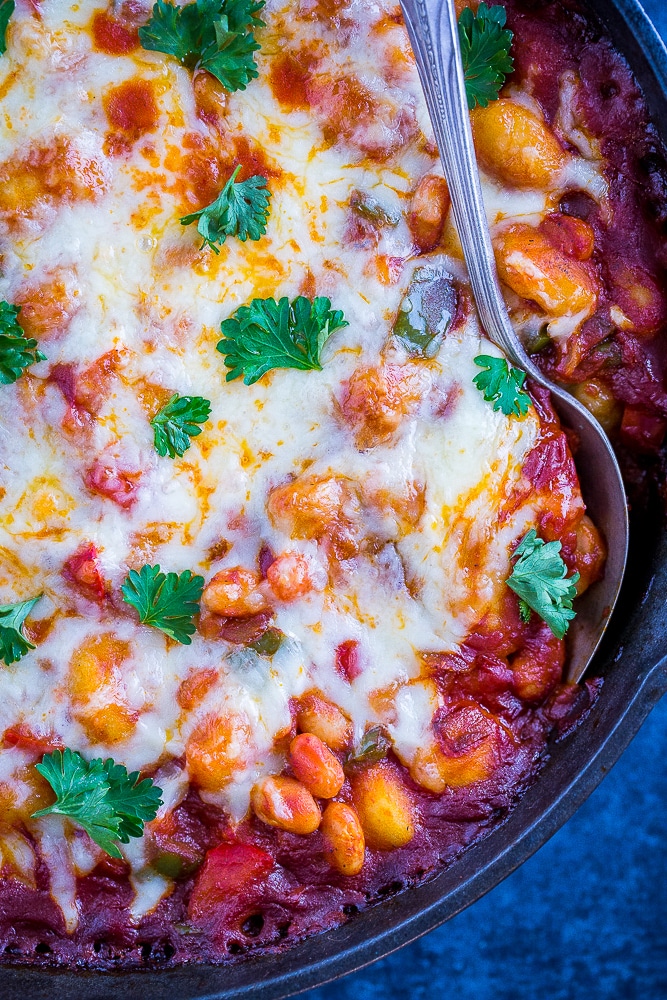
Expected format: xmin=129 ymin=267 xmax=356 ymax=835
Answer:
xmin=0 ymin=0 xmax=593 ymax=925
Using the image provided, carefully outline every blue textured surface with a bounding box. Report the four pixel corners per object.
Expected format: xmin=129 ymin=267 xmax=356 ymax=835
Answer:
xmin=303 ymin=7 xmax=667 ymax=996
xmin=644 ymin=0 xmax=667 ymax=39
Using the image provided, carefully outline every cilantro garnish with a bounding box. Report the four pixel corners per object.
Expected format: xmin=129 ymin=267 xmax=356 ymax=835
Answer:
xmin=138 ymin=0 xmax=265 ymax=93
xmin=217 ymin=295 xmax=348 ymax=385
xmin=0 ymin=0 xmax=14 ymax=55
xmin=32 ymin=749 xmax=162 ymax=859
xmin=121 ymin=564 xmax=204 ymax=644
xmin=151 ymin=393 xmax=211 ymax=458
xmin=458 ymin=2 xmax=514 ymax=110
xmin=473 ymin=354 xmax=531 ymax=417
xmin=0 ymin=594 xmax=42 ymax=666
xmin=506 ymin=528 xmax=579 ymax=639
xmin=180 ymin=165 xmax=271 ymax=253
xmin=0 ymin=302 xmax=46 ymax=384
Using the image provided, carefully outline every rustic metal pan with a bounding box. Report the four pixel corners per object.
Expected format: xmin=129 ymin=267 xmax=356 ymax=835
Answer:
xmin=2 ymin=0 xmax=667 ymax=996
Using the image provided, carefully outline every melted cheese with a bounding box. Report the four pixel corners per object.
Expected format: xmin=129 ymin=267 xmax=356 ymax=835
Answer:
xmin=0 ymin=0 xmax=594 ymax=926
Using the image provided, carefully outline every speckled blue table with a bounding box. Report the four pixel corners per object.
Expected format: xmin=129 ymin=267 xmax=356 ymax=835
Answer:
xmin=303 ymin=5 xmax=667 ymax=997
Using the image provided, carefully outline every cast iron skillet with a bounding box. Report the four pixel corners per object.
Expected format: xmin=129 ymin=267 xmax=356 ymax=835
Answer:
xmin=3 ymin=0 xmax=667 ymax=996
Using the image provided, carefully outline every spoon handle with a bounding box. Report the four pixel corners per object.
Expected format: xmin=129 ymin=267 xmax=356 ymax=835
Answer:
xmin=400 ymin=0 xmax=629 ymax=684
xmin=400 ymin=0 xmax=534 ymax=372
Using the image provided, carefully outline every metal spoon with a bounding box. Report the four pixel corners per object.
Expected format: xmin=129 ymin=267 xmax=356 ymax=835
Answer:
xmin=400 ymin=0 xmax=628 ymax=682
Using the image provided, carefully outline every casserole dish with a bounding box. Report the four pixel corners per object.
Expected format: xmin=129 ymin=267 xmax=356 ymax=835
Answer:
xmin=1 ymin=0 xmax=666 ymax=995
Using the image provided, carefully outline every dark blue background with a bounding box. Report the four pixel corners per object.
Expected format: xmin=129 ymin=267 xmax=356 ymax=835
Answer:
xmin=304 ymin=6 xmax=667 ymax=996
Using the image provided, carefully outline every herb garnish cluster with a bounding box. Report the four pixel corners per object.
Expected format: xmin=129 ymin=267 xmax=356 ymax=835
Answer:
xmin=33 ymin=749 xmax=163 ymax=858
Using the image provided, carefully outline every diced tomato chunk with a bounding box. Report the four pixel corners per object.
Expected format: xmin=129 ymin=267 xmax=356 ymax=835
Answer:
xmin=3 ymin=724 xmax=63 ymax=757
xmin=268 ymin=45 xmax=322 ymax=111
xmin=85 ymin=449 xmax=142 ymax=508
xmin=188 ymin=843 xmax=273 ymax=921
xmin=335 ymin=639 xmax=362 ymax=682
xmin=51 ymin=351 xmax=121 ymax=430
xmin=63 ymin=542 xmax=107 ymax=601
xmin=104 ymin=79 xmax=159 ymax=137
xmin=91 ymin=11 xmax=139 ymax=55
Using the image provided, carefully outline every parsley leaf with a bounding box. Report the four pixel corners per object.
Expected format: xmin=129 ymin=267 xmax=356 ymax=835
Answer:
xmin=151 ymin=393 xmax=211 ymax=458
xmin=138 ymin=0 xmax=265 ymax=93
xmin=473 ymin=354 xmax=531 ymax=417
xmin=0 ymin=594 xmax=43 ymax=666
xmin=458 ymin=2 xmax=514 ymax=110
xmin=0 ymin=0 xmax=14 ymax=55
xmin=506 ymin=528 xmax=579 ymax=639
xmin=32 ymin=749 xmax=162 ymax=859
xmin=217 ymin=295 xmax=348 ymax=385
xmin=101 ymin=759 xmax=164 ymax=842
xmin=180 ymin=165 xmax=271 ymax=252
xmin=121 ymin=564 xmax=204 ymax=644
xmin=0 ymin=302 xmax=46 ymax=384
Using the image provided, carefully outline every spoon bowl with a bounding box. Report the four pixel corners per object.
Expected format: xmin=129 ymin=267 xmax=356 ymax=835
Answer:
xmin=400 ymin=0 xmax=629 ymax=681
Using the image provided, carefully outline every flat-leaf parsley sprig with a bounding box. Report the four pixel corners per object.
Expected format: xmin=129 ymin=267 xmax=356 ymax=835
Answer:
xmin=138 ymin=0 xmax=265 ymax=93
xmin=32 ymin=749 xmax=163 ymax=859
xmin=458 ymin=2 xmax=514 ymax=110
xmin=121 ymin=564 xmax=204 ymax=644
xmin=151 ymin=393 xmax=211 ymax=458
xmin=180 ymin=165 xmax=271 ymax=252
xmin=506 ymin=528 xmax=579 ymax=639
xmin=0 ymin=301 xmax=46 ymax=384
xmin=217 ymin=295 xmax=348 ymax=385
xmin=0 ymin=594 xmax=43 ymax=665
xmin=473 ymin=354 xmax=531 ymax=417
xmin=0 ymin=0 xmax=14 ymax=55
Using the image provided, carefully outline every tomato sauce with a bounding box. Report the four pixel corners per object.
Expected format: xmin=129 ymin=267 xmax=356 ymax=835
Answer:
xmin=0 ymin=396 xmax=604 ymax=965
xmin=0 ymin=674 xmax=600 ymax=966
xmin=103 ymin=79 xmax=159 ymax=155
xmin=91 ymin=11 xmax=139 ymax=55
xmin=502 ymin=0 xmax=667 ymax=478
xmin=269 ymin=47 xmax=322 ymax=111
